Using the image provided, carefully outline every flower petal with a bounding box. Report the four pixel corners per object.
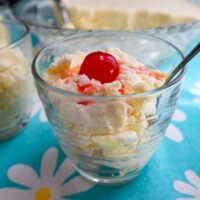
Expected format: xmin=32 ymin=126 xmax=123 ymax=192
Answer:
xmin=185 ymin=170 xmax=200 ymax=190
xmin=195 ymin=82 xmax=200 ymax=88
xmin=54 ymin=159 xmax=75 ymax=185
xmin=40 ymin=147 xmax=58 ymax=180
xmin=165 ymin=124 xmax=183 ymax=142
xmin=193 ymin=98 xmax=200 ymax=104
xmin=0 ymin=188 xmax=32 ymax=200
xmin=61 ymin=176 xmax=93 ymax=196
xmin=190 ymin=88 xmax=200 ymax=96
xmin=172 ymin=109 xmax=187 ymax=122
xmin=40 ymin=110 xmax=48 ymax=122
xmin=174 ymin=180 xmax=197 ymax=196
xmin=8 ymin=164 xmax=39 ymax=188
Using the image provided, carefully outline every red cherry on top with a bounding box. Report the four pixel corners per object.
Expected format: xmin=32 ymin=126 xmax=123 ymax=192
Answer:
xmin=79 ymin=51 xmax=120 ymax=84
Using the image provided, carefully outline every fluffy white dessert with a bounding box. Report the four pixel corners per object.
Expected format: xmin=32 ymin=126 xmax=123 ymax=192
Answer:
xmin=0 ymin=48 xmax=32 ymax=130
xmin=45 ymin=48 xmax=166 ymax=157
xmin=62 ymin=0 xmax=200 ymax=30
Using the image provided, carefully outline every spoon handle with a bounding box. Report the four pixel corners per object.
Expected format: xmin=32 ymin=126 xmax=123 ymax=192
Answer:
xmin=165 ymin=42 xmax=200 ymax=84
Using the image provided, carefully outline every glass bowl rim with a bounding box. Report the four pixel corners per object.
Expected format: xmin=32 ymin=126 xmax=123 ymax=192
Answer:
xmin=0 ymin=19 xmax=30 ymax=50
xmin=32 ymin=31 xmax=185 ymax=100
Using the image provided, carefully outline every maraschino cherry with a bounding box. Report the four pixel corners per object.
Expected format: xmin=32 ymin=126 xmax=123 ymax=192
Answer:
xmin=79 ymin=51 xmax=119 ymax=84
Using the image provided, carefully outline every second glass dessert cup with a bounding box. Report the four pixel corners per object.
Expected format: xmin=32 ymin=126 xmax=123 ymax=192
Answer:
xmin=32 ymin=31 xmax=185 ymax=185
xmin=0 ymin=20 xmax=33 ymax=140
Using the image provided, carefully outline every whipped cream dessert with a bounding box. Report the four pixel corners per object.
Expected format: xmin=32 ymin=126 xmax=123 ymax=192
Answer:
xmin=45 ymin=48 xmax=167 ymax=160
xmin=0 ymin=48 xmax=32 ymax=131
xmin=62 ymin=0 xmax=200 ymax=30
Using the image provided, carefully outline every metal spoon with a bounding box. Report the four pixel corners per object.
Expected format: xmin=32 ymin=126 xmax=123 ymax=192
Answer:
xmin=165 ymin=42 xmax=200 ymax=84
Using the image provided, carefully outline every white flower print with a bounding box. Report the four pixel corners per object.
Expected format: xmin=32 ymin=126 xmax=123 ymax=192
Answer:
xmin=190 ymin=82 xmax=200 ymax=109
xmin=31 ymin=94 xmax=47 ymax=122
xmin=174 ymin=170 xmax=200 ymax=199
xmin=165 ymin=109 xmax=187 ymax=142
xmin=0 ymin=147 xmax=93 ymax=200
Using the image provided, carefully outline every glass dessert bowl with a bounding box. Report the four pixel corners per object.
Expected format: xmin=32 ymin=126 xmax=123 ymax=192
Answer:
xmin=32 ymin=31 xmax=184 ymax=185
xmin=11 ymin=0 xmax=200 ymax=54
xmin=0 ymin=20 xmax=33 ymax=140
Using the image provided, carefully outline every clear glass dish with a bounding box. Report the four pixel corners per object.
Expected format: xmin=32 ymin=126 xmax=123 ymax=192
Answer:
xmin=32 ymin=31 xmax=185 ymax=185
xmin=10 ymin=0 xmax=200 ymax=54
xmin=0 ymin=20 xmax=33 ymax=140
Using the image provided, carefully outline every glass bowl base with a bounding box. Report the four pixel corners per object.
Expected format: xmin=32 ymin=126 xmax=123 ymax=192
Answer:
xmin=0 ymin=115 xmax=29 ymax=141
xmin=74 ymin=165 xmax=143 ymax=186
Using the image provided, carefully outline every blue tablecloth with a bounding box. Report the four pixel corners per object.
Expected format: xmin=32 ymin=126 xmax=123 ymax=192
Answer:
xmin=0 ymin=44 xmax=200 ymax=200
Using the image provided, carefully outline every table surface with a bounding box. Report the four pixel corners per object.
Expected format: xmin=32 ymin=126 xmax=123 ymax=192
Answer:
xmin=0 ymin=41 xmax=200 ymax=200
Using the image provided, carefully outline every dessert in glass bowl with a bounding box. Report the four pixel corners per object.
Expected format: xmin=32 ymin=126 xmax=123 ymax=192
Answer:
xmin=62 ymin=0 xmax=200 ymax=30
xmin=11 ymin=0 xmax=200 ymax=54
xmin=0 ymin=21 xmax=33 ymax=140
xmin=32 ymin=32 xmax=185 ymax=185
